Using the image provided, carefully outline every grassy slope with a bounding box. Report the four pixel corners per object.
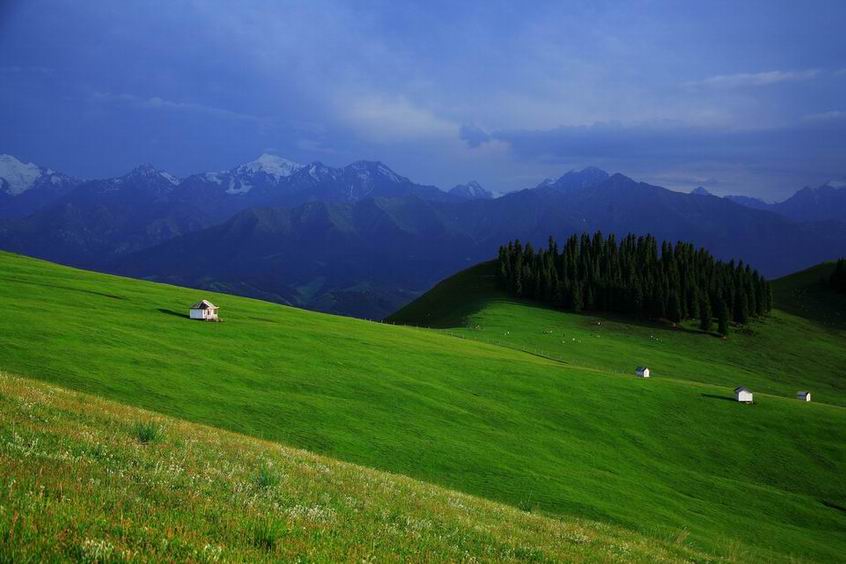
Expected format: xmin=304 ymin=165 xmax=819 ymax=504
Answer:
xmin=0 ymin=373 xmax=702 ymax=562
xmin=389 ymin=261 xmax=846 ymax=407
xmin=1 ymin=251 xmax=845 ymax=561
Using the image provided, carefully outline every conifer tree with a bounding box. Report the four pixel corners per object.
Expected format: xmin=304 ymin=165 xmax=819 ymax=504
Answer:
xmin=717 ymin=299 xmax=730 ymax=336
xmin=570 ymin=283 xmax=583 ymax=313
xmin=699 ymin=296 xmax=712 ymax=333
xmin=668 ymin=290 xmax=682 ymax=323
xmin=734 ymin=290 xmax=749 ymax=325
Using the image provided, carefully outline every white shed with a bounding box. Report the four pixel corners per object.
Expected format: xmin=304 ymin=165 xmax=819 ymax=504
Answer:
xmin=796 ymin=391 xmax=811 ymax=402
xmin=735 ymin=386 xmax=753 ymax=404
xmin=189 ymin=300 xmax=219 ymax=321
xmin=635 ymin=367 xmax=650 ymax=378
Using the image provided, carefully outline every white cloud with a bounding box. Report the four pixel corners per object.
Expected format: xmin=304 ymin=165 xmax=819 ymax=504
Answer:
xmin=802 ymin=110 xmax=846 ymax=122
xmin=686 ymin=69 xmax=819 ymax=89
xmin=335 ymin=95 xmax=457 ymax=142
xmin=93 ymin=92 xmax=259 ymax=123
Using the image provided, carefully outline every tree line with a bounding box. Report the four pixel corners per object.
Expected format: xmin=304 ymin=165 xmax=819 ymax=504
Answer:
xmin=497 ymin=232 xmax=772 ymax=335
xmin=831 ymin=259 xmax=846 ymax=294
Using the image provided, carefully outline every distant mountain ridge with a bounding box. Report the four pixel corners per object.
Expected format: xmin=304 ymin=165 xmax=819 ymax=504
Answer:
xmin=1 ymin=152 xmax=845 ymax=318
xmin=449 ymin=180 xmax=493 ymax=200
xmin=0 ymin=153 xmax=459 ymax=267
xmin=726 ymin=180 xmax=846 ymax=222
xmin=111 ymin=169 xmax=846 ymax=318
xmin=0 ymin=154 xmax=81 ymax=219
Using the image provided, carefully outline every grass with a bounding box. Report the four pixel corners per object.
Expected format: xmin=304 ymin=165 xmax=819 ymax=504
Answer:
xmin=255 ymin=462 xmax=281 ymax=489
xmin=133 ymin=420 xmax=162 ymax=444
xmin=389 ymin=261 xmax=846 ymax=407
xmin=0 ymin=373 xmax=703 ymax=562
xmin=0 ymin=250 xmax=845 ymax=561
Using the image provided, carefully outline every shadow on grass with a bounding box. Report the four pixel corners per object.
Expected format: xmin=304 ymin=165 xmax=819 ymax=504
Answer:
xmin=701 ymin=393 xmax=735 ymax=402
xmin=157 ymin=308 xmax=186 ymax=319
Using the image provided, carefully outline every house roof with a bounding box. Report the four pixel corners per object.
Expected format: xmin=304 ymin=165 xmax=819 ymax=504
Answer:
xmin=797 ymin=391 xmax=810 ymax=395
xmin=190 ymin=299 xmax=218 ymax=310
xmin=735 ymin=386 xmax=751 ymax=393
xmin=636 ymin=367 xmax=649 ymax=371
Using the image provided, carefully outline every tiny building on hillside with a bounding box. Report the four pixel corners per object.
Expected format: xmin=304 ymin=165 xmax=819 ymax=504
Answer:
xmin=796 ymin=391 xmax=812 ymax=402
xmin=189 ymin=300 xmax=219 ymax=322
xmin=735 ymin=386 xmax=753 ymax=404
xmin=635 ymin=367 xmax=650 ymax=378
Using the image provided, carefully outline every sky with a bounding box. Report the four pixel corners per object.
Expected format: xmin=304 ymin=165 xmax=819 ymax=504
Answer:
xmin=1 ymin=0 xmax=845 ymax=200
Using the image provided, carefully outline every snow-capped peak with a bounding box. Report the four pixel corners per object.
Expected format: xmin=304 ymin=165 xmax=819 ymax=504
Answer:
xmin=346 ymin=160 xmax=403 ymax=183
xmin=126 ymin=164 xmax=180 ymax=185
xmin=449 ymin=180 xmax=492 ymax=200
xmin=0 ymin=154 xmax=45 ymax=195
xmin=237 ymin=153 xmax=302 ymax=179
xmin=159 ymin=171 xmax=180 ymax=186
xmin=825 ymin=179 xmax=846 ymax=189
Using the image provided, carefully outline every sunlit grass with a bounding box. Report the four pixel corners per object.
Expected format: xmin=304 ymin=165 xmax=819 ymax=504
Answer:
xmin=0 ymin=373 xmax=706 ymax=562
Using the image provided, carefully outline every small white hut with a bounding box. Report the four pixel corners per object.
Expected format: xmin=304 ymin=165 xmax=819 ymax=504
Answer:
xmin=635 ymin=367 xmax=650 ymax=378
xmin=735 ymin=386 xmax=753 ymax=404
xmin=189 ymin=300 xmax=219 ymax=321
xmin=796 ymin=391 xmax=811 ymax=402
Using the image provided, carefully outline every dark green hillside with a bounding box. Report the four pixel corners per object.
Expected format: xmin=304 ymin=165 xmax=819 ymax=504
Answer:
xmin=1 ymin=251 xmax=845 ymax=561
xmin=772 ymin=261 xmax=846 ymax=329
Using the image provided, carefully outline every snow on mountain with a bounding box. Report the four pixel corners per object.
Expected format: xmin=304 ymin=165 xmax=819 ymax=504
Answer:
xmin=226 ymin=178 xmax=253 ymax=195
xmin=346 ymin=161 xmax=405 ymax=184
xmin=0 ymin=154 xmax=51 ymax=195
xmin=449 ymin=180 xmax=492 ymax=200
xmin=203 ymin=171 xmax=226 ymax=185
xmin=825 ymin=179 xmax=846 ymax=188
xmin=690 ymin=186 xmax=713 ymax=196
xmin=236 ymin=153 xmax=302 ymax=179
xmin=159 ymin=171 xmax=180 ymax=186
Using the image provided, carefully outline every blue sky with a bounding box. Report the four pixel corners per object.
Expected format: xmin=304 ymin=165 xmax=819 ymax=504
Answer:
xmin=1 ymin=0 xmax=844 ymax=199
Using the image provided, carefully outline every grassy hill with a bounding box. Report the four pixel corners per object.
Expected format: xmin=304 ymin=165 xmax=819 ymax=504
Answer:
xmin=389 ymin=261 xmax=846 ymax=407
xmin=1 ymin=251 xmax=845 ymax=561
xmin=1 ymin=373 xmax=702 ymax=562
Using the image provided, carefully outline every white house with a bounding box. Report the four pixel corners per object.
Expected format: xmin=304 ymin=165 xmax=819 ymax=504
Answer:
xmin=635 ymin=367 xmax=650 ymax=378
xmin=796 ymin=391 xmax=811 ymax=402
xmin=189 ymin=300 xmax=219 ymax=321
xmin=735 ymin=386 xmax=753 ymax=404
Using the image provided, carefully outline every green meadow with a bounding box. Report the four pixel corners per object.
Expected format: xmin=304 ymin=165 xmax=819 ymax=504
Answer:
xmin=1 ymin=251 xmax=844 ymax=561
xmin=2 ymin=373 xmax=705 ymax=562
xmin=390 ymin=261 xmax=846 ymax=407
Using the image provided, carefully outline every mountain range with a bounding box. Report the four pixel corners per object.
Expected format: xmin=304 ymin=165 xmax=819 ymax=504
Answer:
xmin=691 ymin=181 xmax=846 ymax=222
xmin=1 ymin=153 xmax=845 ymax=318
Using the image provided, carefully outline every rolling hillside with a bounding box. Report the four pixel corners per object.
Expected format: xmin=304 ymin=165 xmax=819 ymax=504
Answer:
xmin=389 ymin=261 xmax=846 ymax=407
xmin=1 ymin=251 xmax=845 ymax=561
xmin=1 ymin=373 xmax=701 ymax=562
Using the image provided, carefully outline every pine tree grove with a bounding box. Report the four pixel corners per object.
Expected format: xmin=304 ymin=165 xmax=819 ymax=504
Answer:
xmin=497 ymin=232 xmax=772 ymax=326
